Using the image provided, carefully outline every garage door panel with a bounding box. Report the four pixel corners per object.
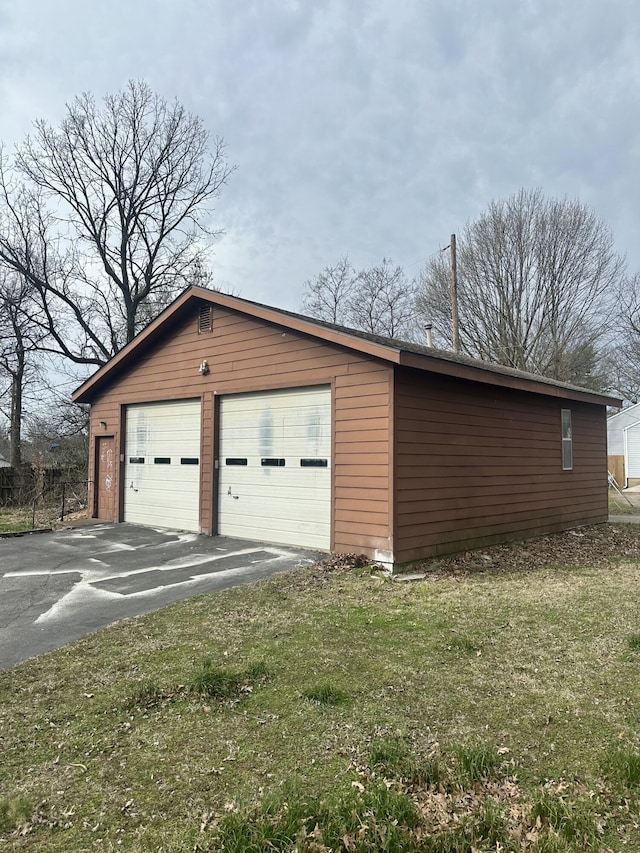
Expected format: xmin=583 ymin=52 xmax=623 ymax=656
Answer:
xmin=221 ymin=482 xmax=330 ymax=500
xmin=125 ymin=400 xmax=201 ymax=532
xmin=218 ymin=507 xmax=330 ymax=549
xmin=218 ymin=387 xmax=331 ymax=549
xmin=220 ymin=487 xmax=331 ymax=510
xmin=222 ymin=464 xmax=330 ymax=485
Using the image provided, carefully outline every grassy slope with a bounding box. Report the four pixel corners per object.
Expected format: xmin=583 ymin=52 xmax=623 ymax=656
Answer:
xmin=3 ymin=531 xmax=640 ymax=850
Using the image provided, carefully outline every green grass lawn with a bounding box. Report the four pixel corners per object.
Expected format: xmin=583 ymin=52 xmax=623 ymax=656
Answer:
xmin=0 ymin=508 xmax=35 ymax=533
xmin=0 ymin=507 xmax=58 ymax=534
xmin=0 ymin=501 xmax=83 ymax=534
xmin=608 ymin=490 xmax=640 ymax=515
xmin=3 ymin=528 xmax=640 ymax=851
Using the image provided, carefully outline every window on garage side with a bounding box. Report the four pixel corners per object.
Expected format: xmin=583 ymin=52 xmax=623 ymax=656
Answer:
xmin=561 ymin=409 xmax=572 ymax=470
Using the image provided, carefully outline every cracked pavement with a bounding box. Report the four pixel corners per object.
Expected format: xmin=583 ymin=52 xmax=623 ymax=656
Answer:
xmin=0 ymin=523 xmax=321 ymax=670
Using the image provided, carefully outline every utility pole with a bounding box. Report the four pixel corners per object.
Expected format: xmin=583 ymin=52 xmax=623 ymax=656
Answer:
xmin=443 ymin=234 xmax=460 ymax=354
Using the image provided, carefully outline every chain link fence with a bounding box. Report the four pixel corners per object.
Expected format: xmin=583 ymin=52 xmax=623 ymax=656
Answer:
xmin=0 ymin=467 xmax=90 ymax=531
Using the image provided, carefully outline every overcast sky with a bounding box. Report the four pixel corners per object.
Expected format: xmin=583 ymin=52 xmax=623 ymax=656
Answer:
xmin=1 ymin=0 xmax=639 ymax=314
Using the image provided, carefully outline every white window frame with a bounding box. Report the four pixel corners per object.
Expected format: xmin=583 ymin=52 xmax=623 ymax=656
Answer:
xmin=561 ymin=409 xmax=573 ymax=471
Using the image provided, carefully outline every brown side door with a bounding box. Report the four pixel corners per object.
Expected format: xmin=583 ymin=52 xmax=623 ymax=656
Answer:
xmin=96 ymin=436 xmax=116 ymax=520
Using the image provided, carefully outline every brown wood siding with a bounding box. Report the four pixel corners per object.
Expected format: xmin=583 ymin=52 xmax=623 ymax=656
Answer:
xmin=333 ymin=367 xmax=393 ymax=560
xmin=87 ymin=304 xmax=393 ymax=557
xmin=393 ymin=368 xmax=608 ymax=564
xmin=200 ymin=391 xmax=215 ymax=534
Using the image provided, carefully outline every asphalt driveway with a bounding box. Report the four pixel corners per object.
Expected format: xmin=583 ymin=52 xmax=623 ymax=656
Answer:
xmin=0 ymin=523 xmax=322 ymax=671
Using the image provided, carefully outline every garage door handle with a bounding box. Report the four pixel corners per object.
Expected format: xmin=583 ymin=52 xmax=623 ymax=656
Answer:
xmin=227 ymin=487 xmax=239 ymax=500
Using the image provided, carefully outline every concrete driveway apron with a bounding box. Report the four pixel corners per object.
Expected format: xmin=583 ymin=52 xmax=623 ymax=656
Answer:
xmin=0 ymin=523 xmax=321 ymax=671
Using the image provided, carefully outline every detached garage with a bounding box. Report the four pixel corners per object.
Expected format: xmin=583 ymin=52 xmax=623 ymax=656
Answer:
xmin=73 ymin=286 xmax=619 ymax=569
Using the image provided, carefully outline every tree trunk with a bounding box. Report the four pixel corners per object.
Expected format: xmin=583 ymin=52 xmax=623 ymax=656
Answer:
xmin=9 ymin=333 xmax=25 ymax=502
xmin=9 ymin=371 xmax=22 ymax=469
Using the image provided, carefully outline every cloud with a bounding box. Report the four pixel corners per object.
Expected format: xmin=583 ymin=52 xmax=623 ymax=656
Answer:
xmin=1 ymin=0 xmax=639 ymax=311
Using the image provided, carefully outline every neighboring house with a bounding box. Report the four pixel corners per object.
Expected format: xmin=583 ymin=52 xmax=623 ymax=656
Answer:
xmin=72 ymin=286 xmax=620 ymax=569
xmin=0 ymin=454 xmax=10 ymax=469
xmin=607 ymin=402 xmax=640 ymax=487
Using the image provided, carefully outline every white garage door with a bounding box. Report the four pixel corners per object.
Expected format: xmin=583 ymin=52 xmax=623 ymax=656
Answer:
xmin=124 ymin=400 xmax=201 ymax=531
xmin=218 ymin=386 xmax=331 ymax=549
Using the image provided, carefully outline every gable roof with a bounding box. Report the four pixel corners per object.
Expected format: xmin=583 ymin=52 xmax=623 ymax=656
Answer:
xmin=607 ymin=401 xmax=640 ymax=425
xmin=72 ymin=286 xmax=622 ymax=407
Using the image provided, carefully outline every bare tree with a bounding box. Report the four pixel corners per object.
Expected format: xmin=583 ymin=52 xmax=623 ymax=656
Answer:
xmin=602 ymin=346 xmax=640 ymax=402
xmin=605 ymin=273 xmax=640 ymax=400
xmin=0 ymin=268 xmax=45 ymax=469
xmin=620 ymin=273 xmax=640 ymax=340
xmin=302 ymin=256 xmax=356 ymax=324
xmin=26 ymin=402 xmax=89 ymax=475
xmin=417 ymin=189 xmax=624 ymax=387
xmin=302 ymin=257 xmax=418 ymax=340
xmin=0 ymin=80 xmax=234 ymax=367
xmin=349 ymin=259 xmax=416 ymax=339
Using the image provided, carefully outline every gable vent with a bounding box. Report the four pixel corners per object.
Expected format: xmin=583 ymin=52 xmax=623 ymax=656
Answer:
xmin=198 ymin=304 xmax=212 ymax=333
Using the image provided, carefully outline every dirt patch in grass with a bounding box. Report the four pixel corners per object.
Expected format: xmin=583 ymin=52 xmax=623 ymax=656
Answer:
xmin=409 ymin=521 xmax=640 ymax=577
xmin=276 ymin=524 xmax=640 ymax=592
